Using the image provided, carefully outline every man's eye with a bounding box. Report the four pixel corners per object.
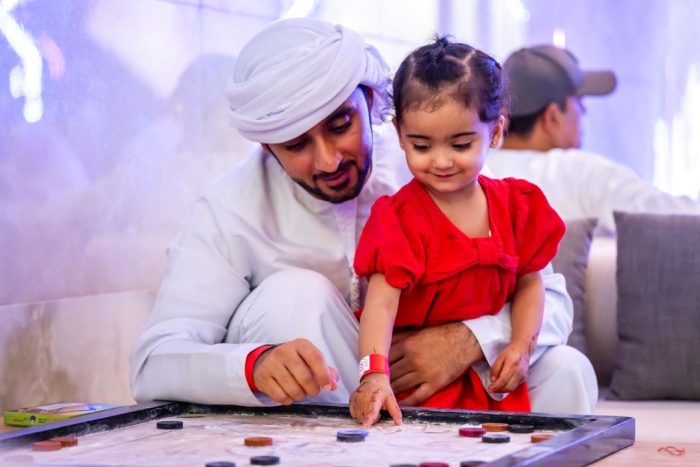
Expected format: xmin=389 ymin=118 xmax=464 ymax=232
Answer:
xmin=284 ymin=140 xmax=307 ymax=151
xmin=330 ymin=121 xmax=352 ymax=133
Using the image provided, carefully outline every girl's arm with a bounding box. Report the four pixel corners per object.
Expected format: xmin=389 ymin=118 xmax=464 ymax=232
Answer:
xmin=488 ymin=270 xmax=544 ymax=393
xmin=349 ymin=273 xmax=403 ymax=426
xmin=510 ymin=271 xmax=545 ymax=357
xmin=359 ymin=273 xmax=401 ymax=358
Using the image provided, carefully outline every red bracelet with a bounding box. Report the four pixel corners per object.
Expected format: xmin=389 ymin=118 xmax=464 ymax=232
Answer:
xmin=244 ymin=345 xmax=275 ymax=392
xmin=359 ymin=354 xmax=390 ymax=379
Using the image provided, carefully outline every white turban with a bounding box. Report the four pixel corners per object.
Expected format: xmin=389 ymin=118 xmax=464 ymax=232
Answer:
xmin=225 ymin=18 xmax=391 ymax=144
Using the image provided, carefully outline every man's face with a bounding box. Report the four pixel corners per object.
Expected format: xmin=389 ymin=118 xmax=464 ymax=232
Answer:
xmin=264 ymin=88 xmax=373 ymax=204
xmin=556 ymin=95 xmax=586 ymax=149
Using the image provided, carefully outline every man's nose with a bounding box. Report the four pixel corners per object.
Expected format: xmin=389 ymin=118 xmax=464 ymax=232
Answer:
xmin=313 ymin=139 xmax=342 ymax=172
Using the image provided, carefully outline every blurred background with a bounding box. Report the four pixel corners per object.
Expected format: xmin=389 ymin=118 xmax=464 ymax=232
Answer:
xmin=1 ymin=0 xmax=699 ymax=306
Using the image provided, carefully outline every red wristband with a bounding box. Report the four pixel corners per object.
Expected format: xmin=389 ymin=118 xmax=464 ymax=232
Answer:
xmin=245 ymin=345 xmax=275 ymax=392
xmin=359 ymin=354 xmax=390 ymax=379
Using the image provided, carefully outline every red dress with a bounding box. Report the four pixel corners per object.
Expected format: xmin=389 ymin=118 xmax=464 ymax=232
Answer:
xmin=354 ymin=175 xmax=565 ymax=412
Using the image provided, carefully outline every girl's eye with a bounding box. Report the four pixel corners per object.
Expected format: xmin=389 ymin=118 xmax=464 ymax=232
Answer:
xmin=453 ymin=143 xmax=473 ymax=150
xmin=412 ymin=144 xmax=430 ymax=151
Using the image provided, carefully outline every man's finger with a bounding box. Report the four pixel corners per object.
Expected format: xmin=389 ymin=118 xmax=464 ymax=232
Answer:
xmin=397 ymin=383 xmax=433 ymax=407
xmin=285 ymin=358 xmax=322 ymax=397
xmin=389 ymin=370 xmax=419 ymax=393
xmin=391 ymin=330 xmax=415 ymax=344
xmin=274 ymin=365 xmax=310 ymax=401
xmin=388 ymin=340 xmax=405 ymax=364
xmin=262 ymin=375 xmax=295 ymax=405
xmin=297 ymin=342 xmax=333 ymax=390
xmin=328 ymin=366 xmax=340 ymax=391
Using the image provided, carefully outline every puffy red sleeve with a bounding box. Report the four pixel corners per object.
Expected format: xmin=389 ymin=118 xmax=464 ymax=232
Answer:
xmin=354 ymin=196 xmax=426 ymax=290
xmin=507 ymin=178 xmax=566 ymax=276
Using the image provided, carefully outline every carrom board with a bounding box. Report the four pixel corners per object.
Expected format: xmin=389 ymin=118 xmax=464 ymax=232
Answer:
xmin=0 ymin=401 xmax=634 ymax=466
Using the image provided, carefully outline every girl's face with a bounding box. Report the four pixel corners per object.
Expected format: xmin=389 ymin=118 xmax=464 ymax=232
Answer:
xmin=395 ymin=97 xmax=504 ymax=201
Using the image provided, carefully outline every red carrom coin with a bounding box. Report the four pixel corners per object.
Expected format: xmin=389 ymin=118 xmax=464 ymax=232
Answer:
xmin=419 ymin=463 xmax=449 ymax=467
xmin=481 ymin=422 xmax=509 ymax=432
xmin=531 ymin=433 xmax=556 ymax=443
xmin=32 ymin=440 xmax=63 ymax=452
xmin=244 ymin=436 xmax=273 ymax=447
xmin=459 ymin=427 xmax=487 ymax=437
xmin=51 ymin=436 xmax=78 ymax=447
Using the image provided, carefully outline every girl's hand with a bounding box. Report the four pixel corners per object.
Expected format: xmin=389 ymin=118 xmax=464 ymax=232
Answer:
xmin=349 ymin=373 xmax=403 ymax=427
xmin=488 ymin=343 xmax=530 ymax=393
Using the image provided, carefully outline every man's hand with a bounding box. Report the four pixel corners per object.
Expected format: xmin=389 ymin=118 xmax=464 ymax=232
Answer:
xmin=488 ymin=343 xmax=529 ymax=393
xmin=253 ymin=338 xmax=338 ymax=405
xmin=389 ymin=322 xmax=484 ymax=406
xmin=349 ymin=373 xmax=403 ymax=427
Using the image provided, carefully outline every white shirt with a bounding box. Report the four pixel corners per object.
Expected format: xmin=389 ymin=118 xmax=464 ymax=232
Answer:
xmin=130 ymin=125 xmax=573 ymax=405
xmin=487 ymin=148 xmax=700 ymax=235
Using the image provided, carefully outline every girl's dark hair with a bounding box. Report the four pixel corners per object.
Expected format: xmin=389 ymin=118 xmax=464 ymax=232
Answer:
xmin=393 ymin=36 xmax=505 ymax=123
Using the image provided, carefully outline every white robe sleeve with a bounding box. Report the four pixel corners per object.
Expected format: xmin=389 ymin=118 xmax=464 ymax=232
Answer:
xmin=573 ymin=153 xmax=700 ymax=235
xmin=463 ymin=263 xmax=573 ymax=367
xmin=129 ymin=196 xmax=265 ymax=406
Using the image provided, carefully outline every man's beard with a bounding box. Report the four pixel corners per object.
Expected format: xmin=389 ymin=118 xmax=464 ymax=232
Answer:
xmin=294 ymin=158 xmax=371 ymax=204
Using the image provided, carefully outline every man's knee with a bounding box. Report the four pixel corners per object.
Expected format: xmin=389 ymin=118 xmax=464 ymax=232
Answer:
xmin=529 ymin=345 xmax=598 ymax=414
xmin=229 ymin=268 xmax=355 ymax=342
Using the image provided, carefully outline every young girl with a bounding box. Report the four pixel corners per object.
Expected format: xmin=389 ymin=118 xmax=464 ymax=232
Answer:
xmin=349 ymin=37 xmax=565 ymax=427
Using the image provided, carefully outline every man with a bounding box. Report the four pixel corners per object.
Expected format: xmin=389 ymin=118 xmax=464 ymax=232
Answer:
xmin=130 ymin=19 xmax=597 ymax=414
xmin=487 ymin=44 xmax=700 ymax=234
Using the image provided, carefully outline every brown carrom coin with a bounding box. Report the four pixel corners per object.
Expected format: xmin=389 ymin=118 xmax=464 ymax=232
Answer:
xmin=481 ymin=422 xmax=509 ymax=432
xmin=244 ymin=436 xmax=273 ymax=447
xmin=50 ymin=436 xmax=78 ymax=447
xmin=531 ymin=433 xmax=556 ymax=443
xmin=33 ymin=440 xmax=63 ymax=452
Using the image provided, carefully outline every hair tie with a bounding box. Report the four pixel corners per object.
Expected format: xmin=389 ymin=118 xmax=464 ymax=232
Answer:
xmin=429 ymin=48 xmax=446 ymax=64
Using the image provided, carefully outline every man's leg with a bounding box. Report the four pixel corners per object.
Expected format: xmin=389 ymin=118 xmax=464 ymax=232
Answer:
xmin=226 ymin=269 xmax=359 ymax=403
xmin=527 ymin=345 xmax=598 ymax=414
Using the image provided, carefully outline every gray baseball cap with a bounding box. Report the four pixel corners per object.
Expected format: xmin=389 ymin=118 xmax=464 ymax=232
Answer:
xmin=504 ymin=44 xmax=617 ymax=118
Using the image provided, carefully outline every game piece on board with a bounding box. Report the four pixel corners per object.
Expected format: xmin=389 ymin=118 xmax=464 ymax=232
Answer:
xmin=156 ymin=420 xmax=183 ymax=429
xmin=250 ymin=455 xmax=280 ymax=465
xmin=244 ymin=436 xmax=273 ymax=447
xmin=482 ymin=433 xmax=511 ymax=443
xmin=336 ymin=431 xmax=366 ymax=442
xmin=337 ymin=429 xmax=369 ymax=438
xmin=481 ymin=422 xmax=508 ymax=432
xmin=508 ymin=424 xmax=535 ymax=434
xmin=205 ymin=462 xmax=236 ymax=467
xmin=460 ymin=462 xmax=485 ymax=466
xmin=32 ymin=440 xmax=63 ymax=452
xmin=390 ymin=464 xmax=419 ymax=467
xmin=458 ymin=427 xmax=487 ymax=438
xmin=50 ymin=436 xmax=78 ymax=447
xmin=418 ymin=463 xmax=449 ymax=467
xmin=531 ymin=433 xmax=556 ymax=443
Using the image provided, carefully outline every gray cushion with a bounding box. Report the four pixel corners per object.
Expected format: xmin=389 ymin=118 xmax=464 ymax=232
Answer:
xmin=552 ymin=218 xmax=597 ymax=354
xmin=610 ymin=211 xmax=700 ymax=399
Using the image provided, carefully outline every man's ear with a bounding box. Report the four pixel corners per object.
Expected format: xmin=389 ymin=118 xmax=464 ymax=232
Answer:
xmin=540 ymin=102 xmax=563 ymax=136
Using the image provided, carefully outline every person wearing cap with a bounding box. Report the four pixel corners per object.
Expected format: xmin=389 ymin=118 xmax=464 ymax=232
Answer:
xmin=487 ymin=44 xmax=700 ymax=234
xmin=130 ymin=19 xmax=597 ymax=414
